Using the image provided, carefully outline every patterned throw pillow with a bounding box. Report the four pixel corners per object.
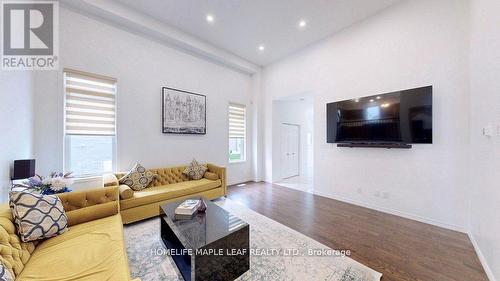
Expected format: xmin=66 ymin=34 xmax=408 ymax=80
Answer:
xmin=9 ymin=191 xmax=68 ymax=242
xmin=0 ymin=261 xmax=13 ymax=281
xmin=119 ymin=163 xmax=156 ymax=191
xmin=183 ymin=159 xmax=207 ymax=180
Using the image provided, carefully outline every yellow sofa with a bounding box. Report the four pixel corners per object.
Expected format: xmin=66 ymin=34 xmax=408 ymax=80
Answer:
xmin=0 ymin=187 xmax=139 ymax=281
xmin=104 ymin=163 xmax=226 ymax=224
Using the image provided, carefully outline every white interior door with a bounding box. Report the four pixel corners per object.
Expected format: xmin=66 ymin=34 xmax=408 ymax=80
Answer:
xmin=281 ymin=124 xmax=300 ymax=179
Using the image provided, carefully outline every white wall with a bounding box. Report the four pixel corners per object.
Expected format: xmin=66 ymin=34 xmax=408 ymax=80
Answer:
xmin=469 ymin=0 xmax=500 ymax=279
xmin=251 ymin=71 xmax=265 ymax=182
xmin=33 ymin=8 xmax=254 ymax=186
xmin=262 ymin=0 xmax=470 ymax=231
xmin=0 ymin=72 xmax=34 ymax=201
xmin=272 ymin=99 xmax=314 ymax=182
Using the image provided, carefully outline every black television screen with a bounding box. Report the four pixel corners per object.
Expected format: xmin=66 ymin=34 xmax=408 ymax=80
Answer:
xmin=327 ymin=86 xmax=432 ymax=144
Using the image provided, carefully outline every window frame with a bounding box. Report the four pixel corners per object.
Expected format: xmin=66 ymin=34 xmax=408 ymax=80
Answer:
xmin=228 ymin=102 xmax=247 ymax=164
xmin=62 ymin=69 xmax=118 ymax=178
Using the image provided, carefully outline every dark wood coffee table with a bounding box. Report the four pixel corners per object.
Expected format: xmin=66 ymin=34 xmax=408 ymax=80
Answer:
xmin=160 ymin=198 xmax=249 ymax=281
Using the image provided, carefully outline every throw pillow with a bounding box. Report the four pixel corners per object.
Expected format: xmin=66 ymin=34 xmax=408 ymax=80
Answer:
xmin=0 ymin=261 xmax=13 ymax=281
xmin=183 ymin=159 xmax=207 ymax=180
xmin=119 ymin=163 xmax=156 ymax=191
xmin=9 ymin=191 xmax=68 ymax=242
xmin=204 ymin=172 xmax=219 ymax=181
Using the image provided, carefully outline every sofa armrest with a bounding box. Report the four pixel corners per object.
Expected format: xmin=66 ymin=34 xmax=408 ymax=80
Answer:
xmin=57 ymin=186 xmax=119 ymax=226
xmin=103 ymin=173 xmax=119 ymax=187
xmin=207 ymin=164 xmax=226 ymax=195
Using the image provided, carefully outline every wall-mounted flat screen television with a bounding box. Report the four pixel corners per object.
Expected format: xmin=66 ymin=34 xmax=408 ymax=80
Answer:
xmin=327 ymin=86 xmax=432 ymax=144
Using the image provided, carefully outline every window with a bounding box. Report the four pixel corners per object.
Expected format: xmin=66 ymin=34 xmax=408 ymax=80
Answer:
xmin=63 ymin=69 xmax=117 ymax=177
xmin=228 ymin=103 xmax=246 ymax=162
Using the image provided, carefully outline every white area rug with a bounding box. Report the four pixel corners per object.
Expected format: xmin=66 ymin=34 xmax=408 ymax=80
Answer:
xmin=124 ymin=198 xmax=382 ymax=281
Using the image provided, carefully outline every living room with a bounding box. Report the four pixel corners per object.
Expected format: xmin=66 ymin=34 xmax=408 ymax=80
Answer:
xmin=0 ymin=0 xmax=498 ymax=280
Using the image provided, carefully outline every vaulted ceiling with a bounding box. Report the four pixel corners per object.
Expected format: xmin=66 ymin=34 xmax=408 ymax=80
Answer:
xmin=61 ymin=0 xmax=402 ymax=73
xmin=114 ymin=0 xmax=402 ymax=66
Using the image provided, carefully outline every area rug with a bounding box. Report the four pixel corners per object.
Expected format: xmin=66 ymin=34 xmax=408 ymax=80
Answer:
xmin=124 ymin=198 xmax=382 ymax=281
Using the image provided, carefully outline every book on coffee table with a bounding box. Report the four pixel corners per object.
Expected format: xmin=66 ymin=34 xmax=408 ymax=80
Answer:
xmin=174 ymin=212 xmax=200 ymax=220
xmin=174 ymin=199 xmax=200 ymax=215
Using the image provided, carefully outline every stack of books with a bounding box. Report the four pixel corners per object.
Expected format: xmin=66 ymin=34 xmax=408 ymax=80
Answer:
xmin=174 ymin=199 xmax=200 ymax=219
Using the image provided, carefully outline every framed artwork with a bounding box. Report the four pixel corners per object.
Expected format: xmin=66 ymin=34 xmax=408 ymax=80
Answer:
xmin=162 ymin=87 xmax=206 ymax=134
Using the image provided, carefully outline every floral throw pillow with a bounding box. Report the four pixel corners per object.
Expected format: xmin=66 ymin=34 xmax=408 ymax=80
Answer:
xmin=119 ymin=163 xmax=156 ymax=191
xmin=0 ymin=261 xmax=13 ymax=281
xmin=9 ymin=191 xmax=68 ymax=242
xmin=183 ymin=159 xmax=207 ymax=180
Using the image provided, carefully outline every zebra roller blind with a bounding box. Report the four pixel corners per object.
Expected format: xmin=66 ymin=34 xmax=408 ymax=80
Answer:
xmin=64 ymin=69 xmax=117 ymax=136
xmin=229 ymin=103 xmax=246 ymax=139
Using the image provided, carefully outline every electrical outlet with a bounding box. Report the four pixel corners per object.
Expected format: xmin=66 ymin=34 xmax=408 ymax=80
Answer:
xmin=483 ymin=124 xmax=494 ymax=137
xmin=382 ymin=192 xmax=390 ymax=199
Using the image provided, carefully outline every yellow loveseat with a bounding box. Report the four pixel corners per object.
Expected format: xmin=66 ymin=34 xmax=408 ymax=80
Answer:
xmin=0 ymin=187 xmax=139 ymax=281
xmin=104 ymin=163 xmax=226 ymax=224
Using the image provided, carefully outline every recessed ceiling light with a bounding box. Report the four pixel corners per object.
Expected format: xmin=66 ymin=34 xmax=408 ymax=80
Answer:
xmin=258 ymin=45 xmax=265 ymax=51
xmin=354 ymin=99 xmax=360 ymax=102
xmin=370 ymin=99 xmax=375 ymax=102
xmin=381 ymin=103 xmax=390 ymax=108
xmin=298 ymin=19 xmax=307 ymax=28
xmin=206 ymin=14 xmax=215 ymax=23
xmin=376 ymin=96 xmax=381 ymax=99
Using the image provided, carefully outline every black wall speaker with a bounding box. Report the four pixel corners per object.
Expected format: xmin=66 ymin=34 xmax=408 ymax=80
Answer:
xmin=11 ymin=159 xmax=36 ymax=180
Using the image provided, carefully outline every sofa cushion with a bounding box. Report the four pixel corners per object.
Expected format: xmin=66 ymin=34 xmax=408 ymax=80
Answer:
xmin=16 ymin=214 xmax=131 ymax=281
xmin=183 ymin=159 xmax=207 ymax=180
xmin=58 ymin=186 xmax=119 ymax=227
xmin=149 ymin=166 xmax=190 ymax=186
xmin=9 ymin=192 xmax=68 ymax=242
xmin=119 ymin=163 xmax=157 ymax=191
xmin=121 ymin=179 xmax=222 ymax=210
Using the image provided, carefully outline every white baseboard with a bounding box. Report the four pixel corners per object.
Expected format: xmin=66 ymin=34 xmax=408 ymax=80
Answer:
xmin=312 ymin=190 xmax=467 ymax=233
xmin=228 ymin=179 xmax=253 ymax=186
xmin=468 ymin=232 xmax=496 ymax=281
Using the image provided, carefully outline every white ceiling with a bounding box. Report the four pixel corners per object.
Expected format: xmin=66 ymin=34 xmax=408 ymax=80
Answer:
xmin=112 ymin=0 xmax=402 ymax=66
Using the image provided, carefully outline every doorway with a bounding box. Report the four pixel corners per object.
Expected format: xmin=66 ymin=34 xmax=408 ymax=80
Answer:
xmin=272 ymin=95 xmax=314 ymax=193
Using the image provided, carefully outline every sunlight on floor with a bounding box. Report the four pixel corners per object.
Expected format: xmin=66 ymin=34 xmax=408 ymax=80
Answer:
xmin=275 ymin=173 xmax=313 ymax=193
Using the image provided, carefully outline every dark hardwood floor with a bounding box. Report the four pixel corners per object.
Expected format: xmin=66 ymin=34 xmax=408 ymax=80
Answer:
xmin=227 ymin=182 xmax=488 ymax=281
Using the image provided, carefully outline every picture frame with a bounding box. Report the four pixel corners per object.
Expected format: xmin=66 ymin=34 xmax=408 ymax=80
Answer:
xmin=162 ymin=87 xmax=206 ymax=134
